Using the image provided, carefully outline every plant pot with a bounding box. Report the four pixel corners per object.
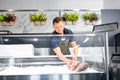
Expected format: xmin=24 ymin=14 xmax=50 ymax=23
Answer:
xmin=9 ymin=21 xmax=15 ymax=26
xmin=33 ymin=21 xmax=40 ymax=26
xmin=2 ymin=21 xmax=9 ymax=26
xmin=64 ymin=21 xmax=71 ymax=25
xmin=91 ymin=20 xmax=97 ymax=25
xmin=40 ymin=21 xmax=46 ymax=26
xmin=72 ymin=21 xmax=77 ymax=25
xmin=84 ymin=20 xmax=90 ymax=25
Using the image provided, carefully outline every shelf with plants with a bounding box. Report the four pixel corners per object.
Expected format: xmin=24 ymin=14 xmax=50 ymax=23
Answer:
xmin=0 ymin=9 xmax=101 ymax=33
xmin=0 ymin=14 xmax=16 ymax=26
xmin=29 ymin=13 xmax=47 ymax=26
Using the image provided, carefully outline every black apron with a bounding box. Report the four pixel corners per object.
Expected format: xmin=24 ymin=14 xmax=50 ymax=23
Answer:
xmin=50 ymin=39 xmax=70 ymax=55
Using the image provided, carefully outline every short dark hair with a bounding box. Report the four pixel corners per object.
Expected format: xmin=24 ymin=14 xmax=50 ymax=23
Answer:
xmin=53 ymin=17 xmax=63 ymax=25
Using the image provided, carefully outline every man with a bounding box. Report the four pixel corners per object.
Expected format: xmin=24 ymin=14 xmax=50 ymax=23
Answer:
xmin=50 ymin=17 xmax=78 ymax=70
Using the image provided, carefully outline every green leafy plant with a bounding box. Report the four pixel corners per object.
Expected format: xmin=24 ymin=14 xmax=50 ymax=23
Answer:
xmin=29 ymin=13 xmax=41 ymax=22
xmin=82 ymin=13 xmax=98 ymax=25
xmin=0 ymin=14 xmax=16 ymax=22
xmin=62 ymin=13 xmax=71 ymax=21
xmin=29 ymin=13 xmax=47 ymax=26
xmin=82 ymin=13 xmax=91 ymax=21
xmin=29 ymin=13 xmax=47 ymax=22
xmin=0 ymin=14 xmax=16 ymax=26
xmin=62 ymin=13 xmax=79 ymax=25
xmin=39 ymin=13 xmax=47 ymax=21
xmin=69 ymin=13 xmax=79 ymax=22
xmin=89 ymin=13 xmax=98 ymax=22
xmin=0 ymin=15 xmax=4 ymax=22
xmin=82 ymin=13 xmax=98 ymax=21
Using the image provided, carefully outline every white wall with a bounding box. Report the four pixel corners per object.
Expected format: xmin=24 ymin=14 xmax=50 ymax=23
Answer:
xmin=1 ymin=0 xmax=120 ymax=10
xmin=0 ymin=0 xmax=103 ymax=9
xmin=103 ymin=0 xmax=120 ymax=9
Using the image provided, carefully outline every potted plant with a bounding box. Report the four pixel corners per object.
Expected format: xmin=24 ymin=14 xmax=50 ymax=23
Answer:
xmin=0 ymin=14 xmax=16 ymax=26
xmin=62 ymin=13 xmax=71 ymax=25
xmin=29 ymin=13 xmax=47 ymax=26
xmin=69 ymin=13 xmax=79 ymax=25
xmin=82 ymin=13 xmax=99 ymax=25
xmin=89 ymin=13 xmax=98 ymax=25
xmin=39 ymin=13 xmax=47 ymax=26
xmin=29 ymin=13 xmax=41 ymax=26
xmin=82 ymin=13 xmax=91 ymax=25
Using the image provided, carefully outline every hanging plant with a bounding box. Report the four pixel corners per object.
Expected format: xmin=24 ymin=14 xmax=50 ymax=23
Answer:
xmin=0 ymin=14 xmax=16 ymax=26
xmin=69 ymin=13 xmax=79 ymax=25
xmin=39 ymin=13 xmax=47 ymax=26
xmin=82 ymin=13 xmax=91 ymax=25
xmin=62 ymin=13 xmax=71 ymax=25
xmin=82 ymin=13 xmax=98 ymax=25
xmin=29 ymin=13 xmax=47 ymax=26
xmin=62 ymin=12 xmax=79 ymax=25
xmin=89 ymin=13 xmax=98 ymax=25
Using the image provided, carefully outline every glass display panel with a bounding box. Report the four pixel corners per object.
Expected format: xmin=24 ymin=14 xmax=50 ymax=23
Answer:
xmin=0 ymin=33 xmax=105 ymax=76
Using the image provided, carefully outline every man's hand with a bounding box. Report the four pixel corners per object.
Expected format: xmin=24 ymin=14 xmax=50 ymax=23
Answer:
xmin=69 ymin=60 xmax=78 ymax=71
xmin=65 ymin=59 xmax=72 ymax=69
xmin=65 ymin=55 xmax=78 ymax=71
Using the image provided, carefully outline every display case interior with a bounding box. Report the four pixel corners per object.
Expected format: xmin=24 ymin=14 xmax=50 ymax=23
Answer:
xmin=0 ymin=33 xmax=105 ymax=80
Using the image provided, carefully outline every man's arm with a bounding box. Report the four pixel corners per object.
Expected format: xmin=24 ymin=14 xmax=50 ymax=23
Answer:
xmin=71 ymin=41 xmax=78 ymax=61
xmin=53 ymin=47 xmax=71 ymax=67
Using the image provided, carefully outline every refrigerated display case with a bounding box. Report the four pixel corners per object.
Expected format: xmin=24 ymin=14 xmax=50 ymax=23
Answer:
xmin=0 ymin=33 xmax=105 ymax=80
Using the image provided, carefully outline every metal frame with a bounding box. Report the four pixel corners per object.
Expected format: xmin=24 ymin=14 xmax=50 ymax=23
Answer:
xmin=0 ymin=9 xmax=100 ymax=12
xmin=93 ymin=22 xmax=119 ymax=80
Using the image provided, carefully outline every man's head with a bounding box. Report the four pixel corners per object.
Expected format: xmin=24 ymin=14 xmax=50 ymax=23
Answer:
xmin=53 ymin=17 xmax=64 ymax=34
